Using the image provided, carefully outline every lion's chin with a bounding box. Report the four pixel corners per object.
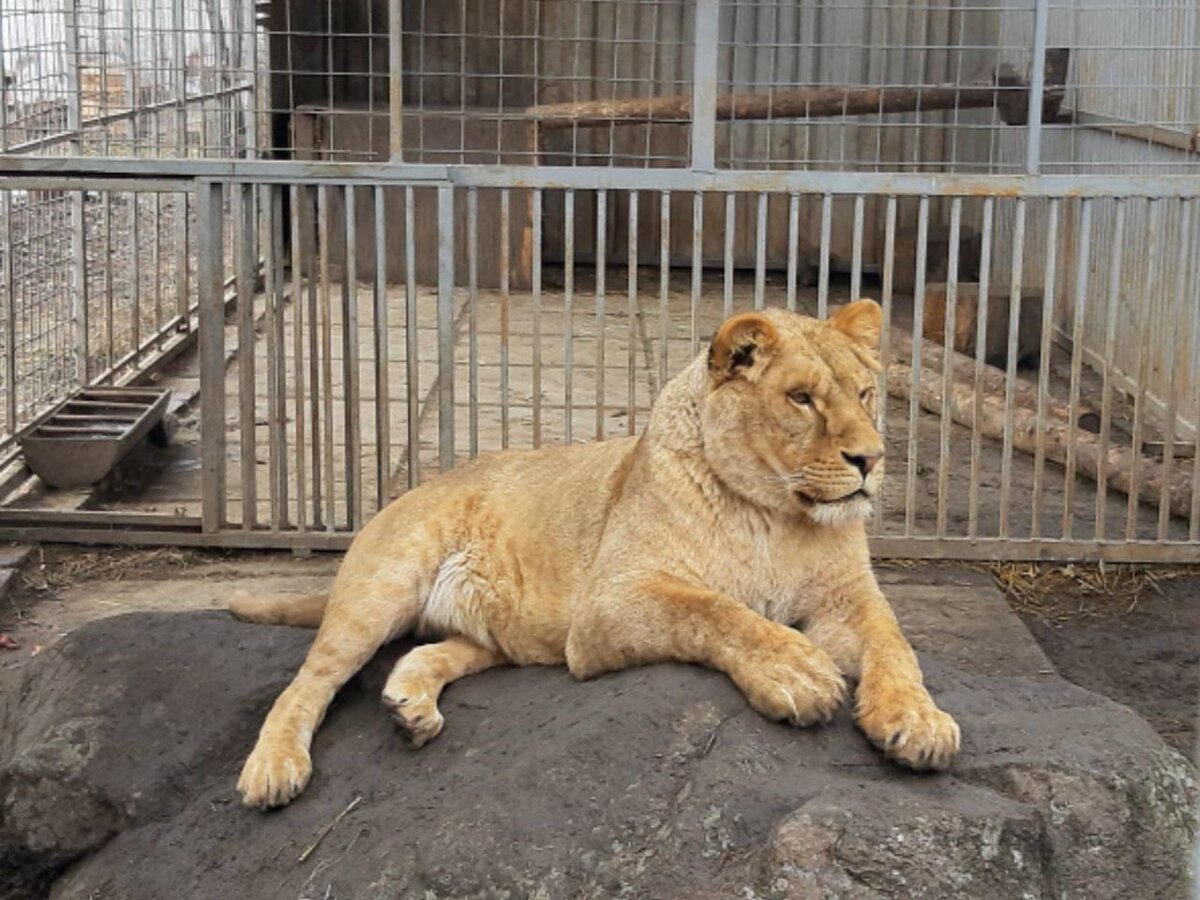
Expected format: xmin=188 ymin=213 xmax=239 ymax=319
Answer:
xmin=804 ymin=492 xmax=875 ymax=526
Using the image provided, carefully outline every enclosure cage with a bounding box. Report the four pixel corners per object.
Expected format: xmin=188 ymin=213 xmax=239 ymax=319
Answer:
xmin=0 ymin=0 xmax=1197 ymax=561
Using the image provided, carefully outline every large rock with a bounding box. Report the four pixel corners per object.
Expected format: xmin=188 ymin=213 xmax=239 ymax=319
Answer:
xmin=0 ymin=596 xmax=1195 ymax=900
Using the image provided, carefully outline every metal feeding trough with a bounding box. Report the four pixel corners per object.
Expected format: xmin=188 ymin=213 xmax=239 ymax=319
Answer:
xmin=19 ymin=386 xmax=172 ymax=489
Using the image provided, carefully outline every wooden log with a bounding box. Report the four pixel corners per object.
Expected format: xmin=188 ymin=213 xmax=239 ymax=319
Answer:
xmin=887 ymin=328 xmax=1097 ymax=425
xmin=526 ymin=51 xmax=1068 ymax=131
xmin=527 ymin=84 xmax=1011 ymax=130
xmin=887 ymin=359 xmax=1193 ymax=521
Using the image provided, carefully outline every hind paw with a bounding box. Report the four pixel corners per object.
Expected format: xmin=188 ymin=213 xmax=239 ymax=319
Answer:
xmin=382 ymin=687 xmax=445 ymax=748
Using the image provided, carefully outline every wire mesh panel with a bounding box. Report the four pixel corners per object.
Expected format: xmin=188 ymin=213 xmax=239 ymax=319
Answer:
xmin=716 ymin=0 xmax=1039 ymax=173
xmin=1 ymin=0 xmax=259 ymax=158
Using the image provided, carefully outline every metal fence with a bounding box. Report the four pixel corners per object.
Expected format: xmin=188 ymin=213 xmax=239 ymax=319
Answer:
xmin=0 ymin=0 xmax=1198 ymax=562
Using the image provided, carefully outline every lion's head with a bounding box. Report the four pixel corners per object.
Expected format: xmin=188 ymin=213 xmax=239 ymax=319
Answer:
xmin=698 ymin=300 xmax=885 ymax=525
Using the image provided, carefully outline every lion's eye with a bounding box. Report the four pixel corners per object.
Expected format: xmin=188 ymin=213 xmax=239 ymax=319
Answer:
xmin=860 ymin=388 xmax=874 ymax=403
xmin=788 ymin=391 xmax=812 ymax=407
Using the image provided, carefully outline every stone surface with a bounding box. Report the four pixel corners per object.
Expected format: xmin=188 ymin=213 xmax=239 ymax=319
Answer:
xmin=0 ymin=606 xmax=1195 ymax=900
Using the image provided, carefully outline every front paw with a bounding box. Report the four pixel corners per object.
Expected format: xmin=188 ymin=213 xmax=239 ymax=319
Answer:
xmin=856 ymin=684 xmax=960 ymax=771
xmin=734 ymin=636 xmax=847 ymax=727
xmin=237 ymin=737 xmax=312 ymax=809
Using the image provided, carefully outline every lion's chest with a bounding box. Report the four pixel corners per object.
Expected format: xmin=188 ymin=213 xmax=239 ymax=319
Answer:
xmin=695 ymin=525 xmax=829 ymax=626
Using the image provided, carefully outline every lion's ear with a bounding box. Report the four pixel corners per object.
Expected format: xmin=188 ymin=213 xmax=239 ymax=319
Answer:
xmin=829 ymin=298 xmax=882 ymax=349
xmin=708 ymin=312 xmax=780 ymax=382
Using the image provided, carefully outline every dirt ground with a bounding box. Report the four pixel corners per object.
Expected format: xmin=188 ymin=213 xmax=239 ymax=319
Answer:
xmin=990 ymin=562 xmax=1200 ymax=758
xmin=2 ymin=546 xmax=1197 ymax=761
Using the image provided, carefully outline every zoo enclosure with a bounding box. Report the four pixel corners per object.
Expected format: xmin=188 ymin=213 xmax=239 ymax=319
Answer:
xmin=0 ymin=0 xmax=1197 ymax=562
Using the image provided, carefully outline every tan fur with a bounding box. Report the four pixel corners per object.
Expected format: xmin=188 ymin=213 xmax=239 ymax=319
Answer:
xmin=234 ymin=299 xmax=960 ymax=809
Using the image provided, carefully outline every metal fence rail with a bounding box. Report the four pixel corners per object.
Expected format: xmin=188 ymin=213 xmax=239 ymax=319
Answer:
xmin=172 ymin=170 xmax=1200 ymax=561
xmin=0 ymin=0 xmax=1198 ymax=561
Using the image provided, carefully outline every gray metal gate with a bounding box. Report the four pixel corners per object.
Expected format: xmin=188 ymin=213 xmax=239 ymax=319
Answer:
xmin=0 ymin=0 xmax=1198 ymax=562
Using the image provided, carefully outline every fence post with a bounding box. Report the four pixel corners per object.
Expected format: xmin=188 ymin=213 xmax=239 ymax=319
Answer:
xmin=197 ymin=180 xmax=226 ymax=532
xmin=64 ymin=0 xmax=89 ymax=383
xmin=1025 ymin=0 xmax=1050 ymax=174
xmin=437 ymin=185 xmax=455 ymax=470
xmin=0 ymin=18 xmax=11 ymax=434
xmin=173 ymin=0 xmax=189 ymax=329
xmin=691 ymin=0 xmax=719 ymax=171
xmin=388 ymin=0 xmax=403 ymax=160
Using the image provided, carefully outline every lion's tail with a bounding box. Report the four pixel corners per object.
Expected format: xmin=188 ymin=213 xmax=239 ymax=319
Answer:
xmin=228 ymin=590 xmax=330 ymax=629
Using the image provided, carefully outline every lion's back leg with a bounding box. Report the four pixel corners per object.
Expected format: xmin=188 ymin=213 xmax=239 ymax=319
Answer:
xmin=382 ymin=636 xmax=508 ymax=747
xmin=236 ymin=547 xmax=441 ymax=809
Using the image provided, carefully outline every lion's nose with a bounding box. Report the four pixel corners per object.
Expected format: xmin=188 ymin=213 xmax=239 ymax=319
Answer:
xmin=843 ymin=452 xmax=883 ymax=476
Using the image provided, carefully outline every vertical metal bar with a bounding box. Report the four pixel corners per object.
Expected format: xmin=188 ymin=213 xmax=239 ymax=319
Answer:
xmin=904 ymin=196 xmax=929 ymax=535
xmin=818 ymin=193 xmax=832 ymax=318
xmin=1030 ymin=198 xmax=1060 ymax=538
xmin=786 ymin=193 xmax=799 ymax=312
xmin=872 ymin=195 xmax=897 ymax=534
xmin=65 ymin=0 xmax=88 ymax=381
xmin=153 ymin=193 xmax=163 ymax=348
xmin=878 ymin=196 xmax=897 ymax=431
xmin=753 ymin=192 xmax=767 ymax=310
xmin=627 ymin=190 xmax=638 ymax=434
xmin=306 ymin=187 xmax=323 ymax=527
xmin=1025 ymin=0 xmax=1050 ymax=175
xmin=531 ymin=189 xmax=543 ymax=448
xmin=998 ymin=199 xmax=1027 ymax=539
xmin=691 ymin=0 xmax=719 ymax=170
xmin=388 ymin=0 xmax=404 ymax=158
xmin=123 ymin=0 xmax=139 ymax=360
xmin=467 ymin=188 xmax=479 ymax=457
xmin=291 ymin=185 xmax=309 ymax=530
xmin=723 ymin=192 xmax=735 ymax=317
xmin=344 ymin=185 xmax=362 ymax=528
xmin=564 ymin=190 xmax=575 ymax=443
xmin=198 ymin=181 xmax=226 ymax=533
xmin=102 ymin=193 xmax=114 ymax=371
xmin=1126 ymin=199 xmax=1161 ymax=540
xmin=261 ymin=187 xmax=280 ymax=529
xmin=271 ymin=185 xmax=290 ymax=528
xmin=1189 ymin=202 xmax=1200 ymax=541
xmin=1 ymin=190 xmax=13 ymax=434
xmin=319 ymin=185 xmax=335 ymax=527
xmin=237 ymin=184 xmax=257 ymax=530
xmin=595 ymin=190 xmax=607 ymax=441
xmin=175 ymin=194 xmax=189 ymax=325
xmin=659 ymin=190 xmax=671 ymax=394
xmin=405 ymin=186 xmax=421 ymax=483
xmin=936 ymin=197 xmax=962 ymax=537
xmin=374 ymin=186 xmax=391 ymax=510
xmin=691 ymin=191 xmax=702 ymax=355
xmin=851 ymin=194 xmax=865 ymax=300
xmin=1157 ymin=200 xmax=1190 ymax=540
xmin=0 ymin=22 xmax=8 ymax=154
xmin=499 ymin=189 xmax=510 ymax=450
xmin=436 ymin=186 xmax=456 ymax=471
xmin=968 ymin=198 xmax=994 ymax=539
xmin=1063 ymin=199 xmax=1093 ymax=540
xmin=1095 ymin=200 xmax=1125 ymax=541
xmin=172 ymin=0 xmax=188 ymax=326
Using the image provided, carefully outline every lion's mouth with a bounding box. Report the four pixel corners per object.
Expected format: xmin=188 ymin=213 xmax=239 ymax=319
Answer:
xmin=797 ymin=487 xmax=870 ymax=505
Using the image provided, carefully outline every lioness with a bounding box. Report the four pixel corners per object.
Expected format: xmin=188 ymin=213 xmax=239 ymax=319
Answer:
xmin=233 ymin=299 xmax=960 ymax=809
